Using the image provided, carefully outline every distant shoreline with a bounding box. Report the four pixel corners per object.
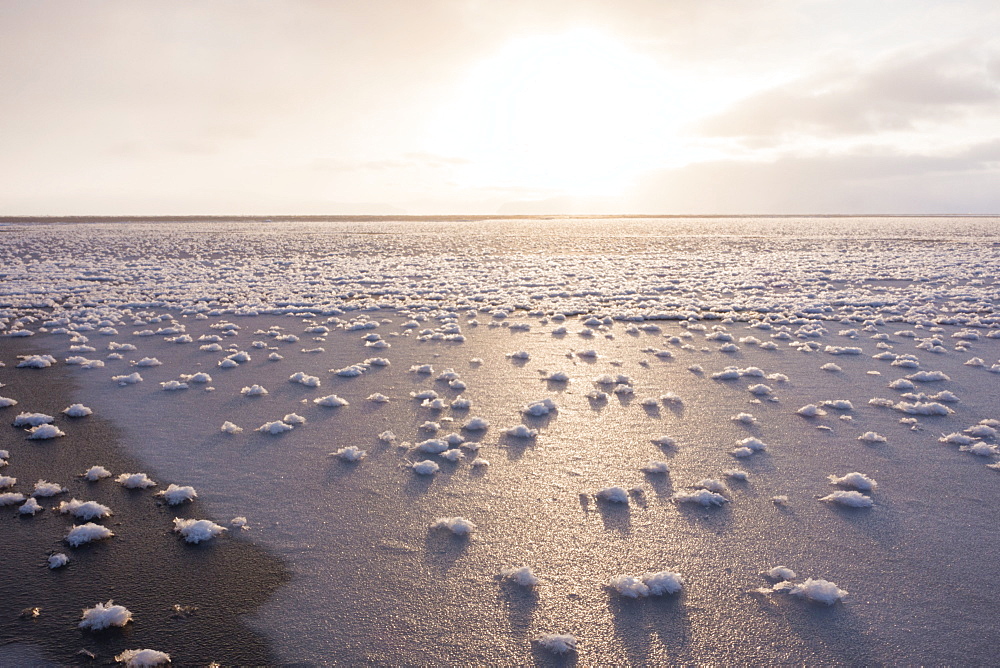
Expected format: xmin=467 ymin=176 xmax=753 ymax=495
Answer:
xmin=1 ymin=213 xmax=997 ymax=224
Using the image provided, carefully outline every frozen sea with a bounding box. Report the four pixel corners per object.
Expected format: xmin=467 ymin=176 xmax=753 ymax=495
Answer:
xmin=0 ymin=216 xmax=999 ymax=666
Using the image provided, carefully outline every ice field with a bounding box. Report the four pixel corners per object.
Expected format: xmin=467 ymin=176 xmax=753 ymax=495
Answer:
xmin=1 ymin=216 xmax=999 ymax=665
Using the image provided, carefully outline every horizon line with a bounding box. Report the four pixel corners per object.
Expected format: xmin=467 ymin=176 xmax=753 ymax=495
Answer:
xmin=2 ymin=213 xmax=997 ymax=222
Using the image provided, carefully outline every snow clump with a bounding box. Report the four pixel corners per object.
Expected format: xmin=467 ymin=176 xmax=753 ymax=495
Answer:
xmin=333 ymin=446 xmax=366 ymax=462
xmin=313 ymin=394 xmax=349 ymax=407
xmin=536 ymin=634 xmax=577 ymax=654
xmin=66 ymin=523 xmax=115 ymax=546
xmin=112 ymin=372 xmax=143 ymax=386
xmin=116 ymin=473 xmax=156 ymax=489
xmin=156 ymin=484 xmax=197 ymax=505
xmin=220 ymin=421 xmax=243 ymax=434
xmin=609 ymin=571 xmax=684 ymax=598
xmin=522 ymin=398 xmax=557 ymax=416
xmin=462 ymin=417 xmax=489 ymax=431
xmin=642 ymin=461 xmax=670 ymax=474
xmin=257 ymin=420 xmax=295 ymax=436
xmin=819 ymin=490 xmax=873 ymax=507
xmin=48 ymin=553 xmax=70 ymax=569
xmin=79 ymin=600 xmax=132 ymax=630
xmin=173 ymin=517 xmax=227 ymax=543
xmin=767 ymin=578 xmax=848 ymax=605
xmin=82 ymin=466 xmax=112 ymax=481
xmin=0 ymin=492 xmax=25 ymax=505
xmin=19 ymin=497 xmax=43 ymax=515
xmin=906 ymin=370 xmax=950 ymax=382
xmin=59 ymin=499 xmax=113 ymax=520
xmin=289 ymin=371 xmax=321 ymax=387
xmin=962 ymin=442 xmax=999 ymax=456
xmin=673 ymin=489 xmax=728 ymax=506
xmin=63 ymin=404 xmax=93 ymax=417
xmin=506 ymin=425 xmax=538 ymax=438
xmin=767 ymin=566 xmax=797 ymax=581
xmin=596 ymin=486 xmax=629 ymax=503
xmin=27 ymin=424 xmax=66 ymax=439
xmin=411 ymin=460 xmax=440 ymax=475
xmin=114 ymin=649 xmax=172 ymax=667
xmin=17 ymin=355 xmax=56 ymax=368
xmin=430 ymin=516 xmax=475 ymax=535
xmin=828 ymin=472 xmax=877 ymax=491
xmin=13 ymin=412 xmax=54 ymax=427
xmin=501 ymin=566 xmax=539 ymax=586
xmin=32 ymin=480 xmax=66 ymax=497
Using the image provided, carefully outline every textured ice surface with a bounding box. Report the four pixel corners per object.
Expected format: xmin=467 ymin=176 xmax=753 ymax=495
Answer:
xmin=1 ymin=217 xmax=999 ymax=665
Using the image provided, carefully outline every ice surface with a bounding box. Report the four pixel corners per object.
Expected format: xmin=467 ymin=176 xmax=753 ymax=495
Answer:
xmin=2 ymin=217 xmax=1000 ymax=665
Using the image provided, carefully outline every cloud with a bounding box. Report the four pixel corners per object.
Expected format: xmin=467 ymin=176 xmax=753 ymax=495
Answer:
xmin=694 ymin=43 xmax=1000 ymax=141
xmin=628 ymin=141 xmax=1000 ymax=213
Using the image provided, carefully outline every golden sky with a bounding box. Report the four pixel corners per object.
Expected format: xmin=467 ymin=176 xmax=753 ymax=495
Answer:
xmin=2 ymin=0 xmax=999 ymax=215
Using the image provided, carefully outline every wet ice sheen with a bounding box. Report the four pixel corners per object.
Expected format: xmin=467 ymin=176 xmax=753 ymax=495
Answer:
xmin=0 ymin=217 xmax=998 ymax=665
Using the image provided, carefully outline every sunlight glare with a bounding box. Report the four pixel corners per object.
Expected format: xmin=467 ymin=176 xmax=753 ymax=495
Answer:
xmin=431 ymin=29 xmax=686 ymax=196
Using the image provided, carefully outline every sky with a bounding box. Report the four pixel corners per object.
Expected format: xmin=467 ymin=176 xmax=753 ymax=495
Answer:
xmin=1 ymin=0 xmax=999 ymax=215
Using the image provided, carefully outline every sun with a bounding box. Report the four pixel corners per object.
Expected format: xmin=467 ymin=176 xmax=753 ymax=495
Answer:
xmin=430 ymin=29 xmax=681 ymax=196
